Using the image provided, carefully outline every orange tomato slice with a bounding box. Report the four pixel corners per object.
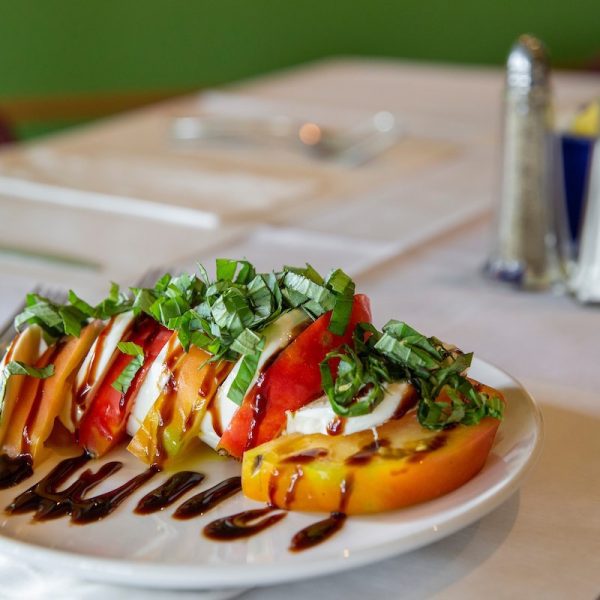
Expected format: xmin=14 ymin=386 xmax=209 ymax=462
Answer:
xmin=0 ymin=325 xmax=43 ymax=447
xmin=127 ymin=346 xmax=233 ymax=465
xmin=3 ymin=321 xmax=103 ymax=464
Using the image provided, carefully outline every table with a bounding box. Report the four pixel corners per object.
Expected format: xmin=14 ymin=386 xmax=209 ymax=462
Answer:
xmin=0 ymin=59 xmax=598 ymax=599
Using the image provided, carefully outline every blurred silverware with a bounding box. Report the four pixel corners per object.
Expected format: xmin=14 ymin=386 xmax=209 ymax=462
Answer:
xmin=171 ymin=111 xmax=402 ymax=166
xmin=0 ymin=243 xmax=101 ymax=272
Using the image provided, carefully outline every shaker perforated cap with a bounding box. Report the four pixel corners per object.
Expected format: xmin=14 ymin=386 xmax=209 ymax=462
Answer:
xmin=506 ymin=34 xmax=550 ymax=89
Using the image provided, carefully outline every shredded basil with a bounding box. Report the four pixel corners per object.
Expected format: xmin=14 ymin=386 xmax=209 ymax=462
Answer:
xmin=112 ymin=342 xmax=145 ymax=395
xmin=225 ymin=329 xmax=266 ymax=405
xmin=279 ymin=264 xmax=356 ymax=335
xmin=14 ymin=293 xmax=71 ymax=342
xmin=13 ymin=260 xmax=358 ymax=406
xmin=320 ymin=347 xmax=389 ymax=417
xmin=9 ymin=260 xmax=500 ymax=430
xmin=320 ymin=321 xmax=504 ymax=429
xmin=93 ymin=282 xmax=133 ymax=320
xmin=15 ymin=283 xmax=133 ymax=342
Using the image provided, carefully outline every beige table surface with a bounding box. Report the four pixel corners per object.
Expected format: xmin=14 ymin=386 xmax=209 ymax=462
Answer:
xmin=0 ymin=59 xmax=598 ymax=599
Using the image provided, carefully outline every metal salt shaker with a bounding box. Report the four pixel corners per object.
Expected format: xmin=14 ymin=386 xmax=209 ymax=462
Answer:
xmin=486 ymin=35 xmax=568 ymax=289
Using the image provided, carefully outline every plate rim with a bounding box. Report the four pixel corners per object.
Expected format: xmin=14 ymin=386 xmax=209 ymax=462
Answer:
xmin=0 ymin=358 xmax=544 ymax=590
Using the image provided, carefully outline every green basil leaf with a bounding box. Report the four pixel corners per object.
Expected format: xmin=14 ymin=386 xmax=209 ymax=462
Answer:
xmin=326 ymin=268 xmax=354 ymax=295
xmin=329 ymin=292 xmax=354 ymax=336
xmin=116 ymin=341 xmax=144 ymax=356
xmin=112 ymin=342 xmax=145 ymax=394
xmin=282 ymin=271 xmax=335 ymax=314
xmin=58 ymin=305 xmax=87 ymax=337
xmin=131 ymin=288 xmax=157 ymax=317
xmin=95 ymin=282 xmax=132 ymax=319
xmin=216 ymin=258 xmax=239 ymax=281
xmin=154 ymin=273 xmax=172 ymax=293
xmin=230 ymin=329 xmax=263 ymax=356
xmin=283 ymin=263 xmax=324 ymax=284
xmin=320 ymin=346 xmax=387 ymax=417
xmin=0 ymin=361 xmax=55 ymax=420
xmin=14 ymin=294 xmax=63 ymax=335
xmin=227 ymin=347 xmax=264 ymax=405
xmin=211 ymin=288 xmax=253 ymax=338
xmin=68 ymin=290 xmax=95 ymax=317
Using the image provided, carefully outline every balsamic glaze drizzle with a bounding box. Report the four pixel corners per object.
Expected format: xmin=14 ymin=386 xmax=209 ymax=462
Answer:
xmin=173 ymin=476 xmax=241 ymax=520
xmin=7 ymin=453 xmax=88 ymax=514
xmin=203 ymin=507 xmax=286 ymax=541
xmin=5 ymin=453 xmax=158 ymax=524
xmin=135 ymin=471 xmax=205 ymax=515
xmin=281 ymin=448 xmax=329 ymax=464
xmin=289 ymin=512 xmax=347 ymax=552
xmin=0 ymin=454 xmax=33 ymax=489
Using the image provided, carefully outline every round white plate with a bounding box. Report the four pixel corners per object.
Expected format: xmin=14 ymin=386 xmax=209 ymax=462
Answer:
xmin=0 ymin=358 xmax=542 ymax=590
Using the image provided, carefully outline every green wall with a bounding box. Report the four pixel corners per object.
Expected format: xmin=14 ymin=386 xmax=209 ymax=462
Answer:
xmin=1 ymin=1 xmax=598 ymax=137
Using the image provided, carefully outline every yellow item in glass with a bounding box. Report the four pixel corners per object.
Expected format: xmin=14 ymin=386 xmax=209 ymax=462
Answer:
xmin=571 ymin=100 xmax=600 ymax=137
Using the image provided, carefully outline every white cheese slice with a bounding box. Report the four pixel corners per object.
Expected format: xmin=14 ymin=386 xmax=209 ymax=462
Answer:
xmin=62 ymin=311 xmax=136 ymax=430
xmin=126 ymin=332 xmax=181 ymax=437
xmin=198 ymin=308 xmax=310 ymax=450
xmin=74 ymin=311 xmax=135 ymax=394
xmin=285 ymin=381 xmax=414 ymax=436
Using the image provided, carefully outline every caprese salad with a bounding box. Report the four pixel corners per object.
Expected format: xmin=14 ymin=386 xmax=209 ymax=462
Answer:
xmin=0 ymin=260 xmax=504 ymax=516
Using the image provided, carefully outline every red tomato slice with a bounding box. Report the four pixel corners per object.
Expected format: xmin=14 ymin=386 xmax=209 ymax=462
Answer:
xmin=78 ymin=317 xmax=172 ymax=457
xmin=218 ymin=294 xmax=372 ymax=459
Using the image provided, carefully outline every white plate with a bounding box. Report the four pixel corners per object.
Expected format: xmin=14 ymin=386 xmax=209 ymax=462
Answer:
xmin=0 ymin=358 xmax=542 ymax=590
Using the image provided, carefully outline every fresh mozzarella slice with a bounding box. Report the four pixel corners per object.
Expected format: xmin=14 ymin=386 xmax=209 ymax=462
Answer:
xmin=285 ymin=381 xmax=415 ymax=436
xmin=198 ymin=416 xmax=221 ymax=451
xmin=198 ymin=308 xmax=310 ymax=450
xmin=126 ymin=332 xmax=181 ymax=437
xmin=61 ymin=311 xmax=136 ymax=431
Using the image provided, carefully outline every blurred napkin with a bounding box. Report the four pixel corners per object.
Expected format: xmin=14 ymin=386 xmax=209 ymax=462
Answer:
xmin=175 ymin=225 xmax=400 ymax=278
xmin=0 ymin=554 xmax=245 ymax=600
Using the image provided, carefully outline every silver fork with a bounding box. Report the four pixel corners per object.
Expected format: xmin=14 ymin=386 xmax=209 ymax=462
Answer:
xmin=0 ymin=287 xmax=69 ymax=360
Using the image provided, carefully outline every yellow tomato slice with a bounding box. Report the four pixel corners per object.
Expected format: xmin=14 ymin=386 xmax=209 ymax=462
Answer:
xmin=0 ymin=325 xmax=44 ymax=446
xmin=127 ymin=346 xmax=233 ymax=466
xmin=242 ymin=383 xmax=503 ymax=514
xmin=3 ymin=322 xmax=103 ymax=464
